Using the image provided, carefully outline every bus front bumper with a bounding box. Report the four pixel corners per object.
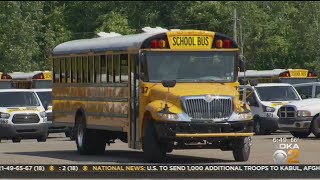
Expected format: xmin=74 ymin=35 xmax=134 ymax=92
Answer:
xmin=154 ymin=120 xmax=254 ymax=140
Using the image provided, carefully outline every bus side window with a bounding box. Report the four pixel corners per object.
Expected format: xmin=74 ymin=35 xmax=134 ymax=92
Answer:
xmin=60 ymin=58 xmax=66 ymax=83
xmin=53 ymin=58 xmax=60 ymax=83
xmin=71 ymin=57 xmax=77 ymax=83
xmin=77 ymin=57 xmax=82 ymax=83
xmin=88 ymin=56 xmax=94 ymax=83
xmin=107 ymin=55 xmax=113 ymax=83
xmin=113 ymin=54 xmax=120 ymax=83
xmin=295 ymin=85 xmax=312 ymax=99
xmin=66 ymin=57 xmax=71 ymax=83
xmin=82 ymin=57 xmax=88 ymax=83
xmin=95 ymin=56 xmax=101 ymax=83
xmin=120 ymin=54 xmax=128 ymax=82
xmin=100 ymin=55 xmax=107 ymax=83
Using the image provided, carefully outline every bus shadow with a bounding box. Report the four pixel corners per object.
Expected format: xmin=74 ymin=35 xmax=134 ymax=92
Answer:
xmin=5 ymin=150 xmax=235 ymax=164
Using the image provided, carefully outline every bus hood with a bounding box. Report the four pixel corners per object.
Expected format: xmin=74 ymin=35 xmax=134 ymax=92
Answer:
xmin=149 ymin=83 xmax=238 ymax=103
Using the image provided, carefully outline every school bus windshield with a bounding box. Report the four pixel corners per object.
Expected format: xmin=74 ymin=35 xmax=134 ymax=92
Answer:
xmin=145 ymin=51 xmax=236 ymax=82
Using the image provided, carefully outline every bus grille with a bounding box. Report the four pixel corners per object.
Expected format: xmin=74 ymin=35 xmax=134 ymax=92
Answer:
xmin=182 ymin=96 xmax=233 ymax=121
xmin=12 ymin=114 xmax=40 ymax=124
xmin=278 ymin=106 xmax=296 ymax=118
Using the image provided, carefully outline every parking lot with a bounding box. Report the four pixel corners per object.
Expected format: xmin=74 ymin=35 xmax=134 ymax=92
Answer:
xmin=0 ymin=132 xmax=319 ymax=164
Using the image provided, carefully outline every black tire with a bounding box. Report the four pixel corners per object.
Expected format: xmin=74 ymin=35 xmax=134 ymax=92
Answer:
xmin=264 ymin=129 xmax=272 ymax=135
xmin=69 ymin=128 xmax=76 ymax=141
xmin=290 ymin=131 xmax=311 ymax=138
xmin=142 ymin=120 xmax=166 ymax=162
xmin=37 ymin=135 xmax=47 ymax=142
xmin=65 ymin=131 xmax=70 ymax=138
xmin=311 ymin=116 xmax=320 ymax=137
xmin=12 ymin=137 xmax=21 ymax=143
xmin=75 ymin=114 xmax=106 ymax=155
xmin=232 ymin=137 xmax=251 ymax=162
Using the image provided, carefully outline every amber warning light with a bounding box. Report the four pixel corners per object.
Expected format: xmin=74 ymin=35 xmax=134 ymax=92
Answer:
xmin=151 ymin=39 xmax=167 ymax=49
xmin=33 ymin=73 xmax=45 ymax=79
xmin=1 ymin=74 xmax=12 ymax=79
xmin=215 ymin=39 xmax=231 ymax=48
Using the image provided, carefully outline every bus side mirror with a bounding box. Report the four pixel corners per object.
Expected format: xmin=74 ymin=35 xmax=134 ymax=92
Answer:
xmin=139 ymin=73 xmax=145 ymax=80
xmin=239 ymin=79 xmax=246 ymax=85
xmin=162 ymin=80 xmax=176 ymax=88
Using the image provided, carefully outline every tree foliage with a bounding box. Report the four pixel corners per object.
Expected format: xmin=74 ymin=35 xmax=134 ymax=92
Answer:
xmin=0 ymin=1 xmax=320 ymax=74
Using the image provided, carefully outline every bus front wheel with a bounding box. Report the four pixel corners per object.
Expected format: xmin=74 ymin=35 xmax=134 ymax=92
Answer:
xmin=142 ymin=120 xmax=166 ymax=162
xmin=75 ymin=114 xmax=106 ymax=155
xmin=232 ymin=137 xmax=251 ymax=162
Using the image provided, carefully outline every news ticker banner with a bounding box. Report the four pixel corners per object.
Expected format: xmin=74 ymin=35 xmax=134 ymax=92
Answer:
xmin=1 ymin=165 xmax=320 ymax=178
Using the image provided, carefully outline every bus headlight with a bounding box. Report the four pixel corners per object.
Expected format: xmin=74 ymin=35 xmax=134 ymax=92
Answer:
xmin=0 ymin=112 xmax=10 ymax=119
xmin=236 ymin=112 xmax=253 ymax=121
xmin=297 ymin=110 xmax=311 ymax=117
xmin=158 ymin=113 xmax=180 ymax=121
xmin=159 ymin=113 xmax=179 ymax=120
xmin=40 ymin=111 xmax=47 ymax=118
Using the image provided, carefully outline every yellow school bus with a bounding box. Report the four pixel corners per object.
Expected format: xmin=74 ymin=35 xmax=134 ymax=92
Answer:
xmin=9 ymin=71 xmax=52 ymax=89
xmin=239 ymin=69 xmax=318 ymax=85
xmin=51 ymin=28 xmax=253 ymax=162
xmin=0 ymin=72 xmax=13 ymax=89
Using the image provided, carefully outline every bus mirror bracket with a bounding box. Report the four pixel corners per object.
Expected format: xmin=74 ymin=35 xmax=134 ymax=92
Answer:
xmin=161 ymin=80 xmax=176 ymax=113
xmin=139 ymin=73 xmax=145 ymax=80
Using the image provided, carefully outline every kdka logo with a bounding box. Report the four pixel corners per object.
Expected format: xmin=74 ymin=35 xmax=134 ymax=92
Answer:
xmin=273 ymin=143 xmax=300 ymax=164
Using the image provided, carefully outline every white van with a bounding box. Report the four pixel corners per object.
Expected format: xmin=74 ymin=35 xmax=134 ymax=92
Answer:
xmin=240 ymin=83 xmax=301 ymax=135
xmin=0 ymin=89 xmax=48 ymax=142
xmin=33 ymin=89 xmax=69 ymax=137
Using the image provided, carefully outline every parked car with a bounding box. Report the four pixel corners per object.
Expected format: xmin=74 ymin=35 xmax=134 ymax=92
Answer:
xmin=33 ymin=89 xmax=69 ymax=137
xmin=0 ymin=89 xmax=48 ymax=142
xmin=293 ymin=82 xmax=320 ymax=99
xmin=240 ymin=83 xmax=302 ymax=135
xmin=278 ymin=82 xmax=320 ymax=138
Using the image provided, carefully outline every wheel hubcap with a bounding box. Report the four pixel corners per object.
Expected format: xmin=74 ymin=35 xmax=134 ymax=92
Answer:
xmin=244 ymin=137 xmax=251 ymax=152
xmin=77 ymin=123 xmax=83 ymax=147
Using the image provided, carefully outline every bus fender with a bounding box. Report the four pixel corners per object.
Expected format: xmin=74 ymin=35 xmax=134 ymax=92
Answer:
xmin=145 ymin=100 xmax=183 ymax=121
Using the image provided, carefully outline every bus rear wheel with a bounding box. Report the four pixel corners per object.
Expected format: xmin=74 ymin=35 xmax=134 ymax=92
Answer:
xmin=142 ymin=120 xmax=166 ymax=162
xmin=75 ymin=114 xmax=106 ymax=155
xmin=232 ymin=137 xmax=251 ymax=162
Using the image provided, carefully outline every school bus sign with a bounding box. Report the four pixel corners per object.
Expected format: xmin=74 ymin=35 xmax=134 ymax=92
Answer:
xmin=167 ymin=31 xmax=214 ymax=49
